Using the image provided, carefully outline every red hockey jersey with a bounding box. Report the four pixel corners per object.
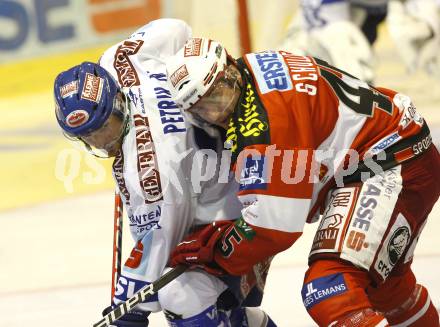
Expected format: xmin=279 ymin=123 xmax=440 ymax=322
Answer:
xmin=214 ymin=51 xmax=431 ymax=275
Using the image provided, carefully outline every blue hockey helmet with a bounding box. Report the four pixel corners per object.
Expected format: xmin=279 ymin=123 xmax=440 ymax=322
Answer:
xmin=54 ymin=61 xmax=121 ymax=137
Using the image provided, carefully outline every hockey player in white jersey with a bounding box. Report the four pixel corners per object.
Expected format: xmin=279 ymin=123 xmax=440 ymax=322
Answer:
xmin=54 ymin=19 xmax=275 ymax=326
xmin=281 ymin=0 xmax=440 ymax=82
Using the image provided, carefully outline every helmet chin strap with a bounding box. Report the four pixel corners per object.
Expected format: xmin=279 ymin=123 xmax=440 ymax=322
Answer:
xmin=83 ymin=141 xmax=111 ymax=158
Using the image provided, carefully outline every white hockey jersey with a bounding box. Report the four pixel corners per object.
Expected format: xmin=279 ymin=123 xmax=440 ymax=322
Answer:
xmin=99 ymin=19 xmax=242 ymax=312
xmin=300 ymin=0 xmax=435 ymax=30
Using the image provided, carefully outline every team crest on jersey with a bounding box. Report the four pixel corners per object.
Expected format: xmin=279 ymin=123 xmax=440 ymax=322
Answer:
xmin=246 ymin=51 xmax=292 ymax=94
xmin=65 ymin=110 xmax=89 ymax=127
xmin=81 ymin=73 xmax=103 ymax=103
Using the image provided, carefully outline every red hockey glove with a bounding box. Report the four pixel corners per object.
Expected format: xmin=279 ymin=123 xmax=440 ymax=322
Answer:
xmin=170 ymin=220 xmax=233 ymax=276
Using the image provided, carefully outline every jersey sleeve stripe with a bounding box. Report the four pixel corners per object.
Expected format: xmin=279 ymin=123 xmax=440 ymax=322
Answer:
xmin=241 ymin=194 xmax=311 ymax=233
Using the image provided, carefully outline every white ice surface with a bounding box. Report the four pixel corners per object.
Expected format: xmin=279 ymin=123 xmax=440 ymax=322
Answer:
xmin=0 ymin=191 xmax=439 ymax=326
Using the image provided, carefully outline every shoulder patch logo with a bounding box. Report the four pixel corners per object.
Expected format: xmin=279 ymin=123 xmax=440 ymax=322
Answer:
xmin=388 ymin=226 xmax=410 ymax=265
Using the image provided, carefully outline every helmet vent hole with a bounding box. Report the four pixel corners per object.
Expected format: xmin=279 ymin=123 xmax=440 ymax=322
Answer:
xmin=204 ymin=62 xmax=218 ymax=86
xmin=178 ymin=80 xmax=190 ymax=91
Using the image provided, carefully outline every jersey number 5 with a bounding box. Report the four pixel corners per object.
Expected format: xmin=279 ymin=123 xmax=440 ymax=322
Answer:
xmin=315 ymin=57 xmax=392 ymax=117
xmin=219 ymin=228 xmax=243 ymax=258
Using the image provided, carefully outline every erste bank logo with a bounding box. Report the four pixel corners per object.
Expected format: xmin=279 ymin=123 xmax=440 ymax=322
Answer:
xmin=246 ymin=51 xmax=292 ymax=94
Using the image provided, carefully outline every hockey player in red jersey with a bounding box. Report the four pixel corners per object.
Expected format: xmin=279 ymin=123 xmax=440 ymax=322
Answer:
xmin=166 ymin=37 xmax=440 ymax=326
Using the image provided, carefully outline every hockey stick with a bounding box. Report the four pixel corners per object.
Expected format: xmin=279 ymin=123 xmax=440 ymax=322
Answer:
xmin=111 ymin=191 xmax=124 ymax=301
xmin=93 ymin=265 xmax=188 ymax=327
